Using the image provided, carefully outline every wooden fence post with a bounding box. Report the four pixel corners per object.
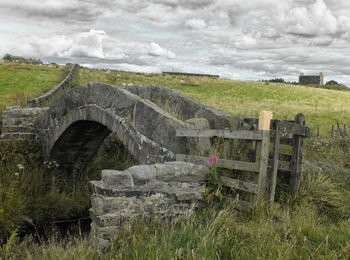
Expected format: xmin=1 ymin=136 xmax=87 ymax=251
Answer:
xmin=269 ymin=121 xmax=280 ymax=204
xmin=290 ymin=113 xmax=305 ymax=197
xmin=257 ymin=111 xmax=272 ymax=202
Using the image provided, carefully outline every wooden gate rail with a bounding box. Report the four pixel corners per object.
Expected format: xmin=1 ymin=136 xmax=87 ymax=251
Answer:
xmin=176 ymin=129 xmax=263 ymax=140
xmin=176 ymin=154 xmax=260 ymax=172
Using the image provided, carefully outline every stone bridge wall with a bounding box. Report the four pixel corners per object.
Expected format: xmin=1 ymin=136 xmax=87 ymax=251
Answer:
xmin=0 ymin=106 xmax=48 ymax=140
xmin=90 ymin=161 xmax=208 ymax=250
xmin=124 ymin=85 xmax=249 ymax=130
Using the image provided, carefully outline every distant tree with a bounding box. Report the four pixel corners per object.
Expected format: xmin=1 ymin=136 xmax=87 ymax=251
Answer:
xmin=326 ymin=80 xmax=338 ymax=85
xmin=269 ymin=78 xmax=285 ymax=83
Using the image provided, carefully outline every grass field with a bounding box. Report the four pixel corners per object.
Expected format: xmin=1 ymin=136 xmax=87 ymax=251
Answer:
xmin=1 ymin=63 xmax=350 ymax=259
xmin=75 ymin=67 xmax=350 ymax=136
xmin=0 ymin=62 xmax=68 ymax=109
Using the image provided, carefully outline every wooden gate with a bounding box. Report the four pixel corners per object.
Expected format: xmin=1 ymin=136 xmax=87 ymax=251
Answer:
xmin=176 ymin=111 xmax=310 ymax=209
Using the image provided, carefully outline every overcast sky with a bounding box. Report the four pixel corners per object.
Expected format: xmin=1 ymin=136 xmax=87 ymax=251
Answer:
xmin=0 ymin=0 xmax=349 ymax=85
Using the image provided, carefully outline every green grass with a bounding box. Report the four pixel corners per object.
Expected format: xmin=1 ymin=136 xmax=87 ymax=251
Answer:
xmin=0 ymin=62 xmax=68 ymax=108
xmin=75 ymin=67 xmax=350 ymax=137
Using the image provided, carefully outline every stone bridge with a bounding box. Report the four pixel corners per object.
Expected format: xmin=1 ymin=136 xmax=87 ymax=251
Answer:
xmin=1 ymin=83 xmax=248 ymax=169
xmin=1 ymin=83 xmax=250 ymax=249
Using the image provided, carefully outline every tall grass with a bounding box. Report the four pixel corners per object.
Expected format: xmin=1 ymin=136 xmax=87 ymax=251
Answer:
xmin=0 ymin=137 xmax=135 ymax=245
xmin=1 ymin=167 xmax=350 ymax=259
xmin=0 ymin=140 xmax=89 ymax=242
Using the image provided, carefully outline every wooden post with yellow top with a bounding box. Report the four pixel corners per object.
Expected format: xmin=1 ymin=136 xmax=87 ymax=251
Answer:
xmin=257 ymin=111 xmax=273 ymax=202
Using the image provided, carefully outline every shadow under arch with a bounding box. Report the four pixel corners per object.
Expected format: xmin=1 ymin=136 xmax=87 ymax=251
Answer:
xmin=49 ymin=120 xmax=112 ymax=171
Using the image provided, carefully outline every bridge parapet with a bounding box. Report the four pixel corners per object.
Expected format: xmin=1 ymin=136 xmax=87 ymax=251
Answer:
xmin=124 ymin=85 xmax=249 ymax=130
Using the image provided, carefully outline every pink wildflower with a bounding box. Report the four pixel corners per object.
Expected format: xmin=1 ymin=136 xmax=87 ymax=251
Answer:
xmin=215 ymin=156 xmax=218 ymax=163
xmin=209 ymin=156 xmax=214 ymax=164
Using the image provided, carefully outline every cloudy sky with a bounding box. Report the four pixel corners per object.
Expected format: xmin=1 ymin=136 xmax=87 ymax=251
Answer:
xmin=0 ymin=0 xmax=349 ymax=85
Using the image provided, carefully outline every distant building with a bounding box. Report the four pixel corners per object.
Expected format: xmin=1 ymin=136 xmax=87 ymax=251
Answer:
xmin=2 ymin=53 xmax=42 ymax=64
xmin=299 ymin=72 xmax=324 ymax=85
xmin=162 ymin=71 xmax=220 ymax=78
xmin=3 ymin=53 xmax=26 ymax=63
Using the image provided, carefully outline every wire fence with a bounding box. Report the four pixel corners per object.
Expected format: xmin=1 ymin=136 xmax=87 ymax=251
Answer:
xmin=306 ymin=122 xmax=348 ymax=138
xmin=302 ymin=122 xmax=350 ymax=169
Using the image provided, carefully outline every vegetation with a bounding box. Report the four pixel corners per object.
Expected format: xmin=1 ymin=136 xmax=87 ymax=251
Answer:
xmin=0 ymin=62 xmax=68 ymax=108
xmin=1 ymin=63 xmax=350 ymax=259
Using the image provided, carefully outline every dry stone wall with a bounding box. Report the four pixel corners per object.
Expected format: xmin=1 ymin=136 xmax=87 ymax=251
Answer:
xmin=90 ymin=161 xmax=208 ymax=250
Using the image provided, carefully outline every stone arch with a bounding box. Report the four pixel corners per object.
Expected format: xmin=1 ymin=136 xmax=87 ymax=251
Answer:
xmin=45 ymin=105 xmax=174 ymax=170
xmin=35 ymin=83 xmax=189 ymax=169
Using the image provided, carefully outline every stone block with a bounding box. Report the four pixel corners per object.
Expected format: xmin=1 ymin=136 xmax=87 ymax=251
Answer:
xmin=156 ymin=161 xmax=208 ymax=183
xmin=126 ymin=165 xmax=157 ymax=185
xmin=101 ymin=170 xmax=134 ymax=187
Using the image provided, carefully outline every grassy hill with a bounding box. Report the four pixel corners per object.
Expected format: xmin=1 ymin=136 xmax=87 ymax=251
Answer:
xmin=0 ymin=62 xmax=68 ymax=109
xmin=1 ymin=63 xmax=350 ymax=259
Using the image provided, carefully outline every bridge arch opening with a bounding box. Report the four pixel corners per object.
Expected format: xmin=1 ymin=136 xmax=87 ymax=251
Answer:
xmin=49 ymin=120 xmax=135 ymax=173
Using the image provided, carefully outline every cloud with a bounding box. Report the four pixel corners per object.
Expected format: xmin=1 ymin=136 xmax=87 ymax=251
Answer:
xmin=0 ymin=29 xmax=176 ymax=66
xmin=0 ymin=1 xmax=104 ymax=23
xmin=0 ymin=0 xmax=350 ymax=86
xmin=148 ymin=42 xmax=176 ymax=59
xmin=283 ymin=0 xmax=349 ymax=36
xmin=150 ymin=0 xmax=215 ymax=9
xmin=186 ymin=19 xmax=207 ymax=30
